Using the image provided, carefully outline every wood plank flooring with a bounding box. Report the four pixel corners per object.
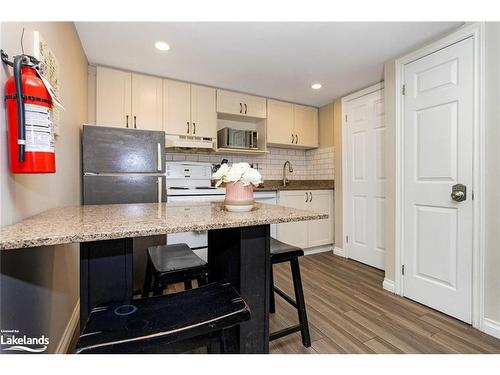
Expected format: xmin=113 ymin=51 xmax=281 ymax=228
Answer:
xmin=269 ymin=252 xmax=500 ymax=354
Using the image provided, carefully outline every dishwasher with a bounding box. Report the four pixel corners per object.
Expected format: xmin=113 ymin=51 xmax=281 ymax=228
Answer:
xmin=254 ymin=191 xmax=277 ymax=238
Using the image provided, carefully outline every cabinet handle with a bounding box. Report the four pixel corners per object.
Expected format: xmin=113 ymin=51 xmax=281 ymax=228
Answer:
xmin=291 ymin=134 xmax=294 ymax=143
xmin=134 ymin=116 xmax=137 ymax=129
xmin=187 ymin=122 xmax=190 ymax=134
xmin=295 ymin=134 xmax=298 ymax=144
xmin=309 ymin=192 xmax=312 ymax=202
xmin=244 ymin=103 xmax=247 ymax=114
xmin=193 ymin=122 xmax=196 ymax=134
xmin=239 ymin=103 xmax=242 ymax=114
xmin=126 ymin=115 xmax=129 ymax=128
xmin=305 ymin=192 xmax=309 ymax=202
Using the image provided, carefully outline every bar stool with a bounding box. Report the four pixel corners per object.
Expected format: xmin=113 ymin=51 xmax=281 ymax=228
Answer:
xmin=269 ymin=238 xmax=311 ymax=347
xmin=142 ymin=243 xmax=208 ymax=297
xmin=76 ymin=282 xmax=250 ymax=354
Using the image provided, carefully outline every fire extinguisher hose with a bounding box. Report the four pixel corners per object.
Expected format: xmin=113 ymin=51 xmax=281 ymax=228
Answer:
xmin=13 ymin=55 xmax=25 ymax=162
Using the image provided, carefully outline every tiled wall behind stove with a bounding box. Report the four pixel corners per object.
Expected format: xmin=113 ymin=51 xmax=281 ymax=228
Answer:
xmin=165 ymin=146 xmax=334 ymax=181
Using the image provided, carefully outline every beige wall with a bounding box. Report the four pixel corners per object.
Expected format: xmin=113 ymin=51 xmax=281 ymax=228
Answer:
xmin=0 ymin=22 xmax=87 ymax=353
xmin=318 ymin=100 xmax=343 ymax=249
xmin=384 ymin=23 xmax=500 ymax=326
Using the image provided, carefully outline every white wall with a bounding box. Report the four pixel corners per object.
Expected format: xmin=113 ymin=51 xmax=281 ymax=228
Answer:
xmin=0 ymin=22 xmax=87 ymax=353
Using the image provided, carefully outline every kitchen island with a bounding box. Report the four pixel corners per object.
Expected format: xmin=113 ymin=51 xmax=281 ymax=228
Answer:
xmin=0 ymin=201 xmax=326 ymax=353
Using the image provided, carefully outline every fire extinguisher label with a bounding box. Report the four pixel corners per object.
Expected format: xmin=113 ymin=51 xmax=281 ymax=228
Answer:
xmin=24 ymin=103 xmax=55 ymax=153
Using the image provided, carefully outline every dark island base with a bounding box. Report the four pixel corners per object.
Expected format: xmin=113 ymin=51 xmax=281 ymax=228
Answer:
xmin=80 ymin=224 xmax=271 ymax=354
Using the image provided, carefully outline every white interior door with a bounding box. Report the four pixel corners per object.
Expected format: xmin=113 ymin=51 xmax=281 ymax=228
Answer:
xmin=402 ymin=38 xmax=473 ymax=323
xmin=345 ymin=88 xmax=386 ymax=269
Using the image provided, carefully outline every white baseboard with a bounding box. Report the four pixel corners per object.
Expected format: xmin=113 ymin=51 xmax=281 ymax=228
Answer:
xmin=382 ymin=278 xmax=396 ymax=294
xmin=333 ymin=246 xmax=345 ymax=257
xmin=304 ymin=244 xmax=333 ymax=256
xmin=483 ymin=318 xmax=500 ymax=339
xmin=55 ymin=300 xmax=80 ymax=354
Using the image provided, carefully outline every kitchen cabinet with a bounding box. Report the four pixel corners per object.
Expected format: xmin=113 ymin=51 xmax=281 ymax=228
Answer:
xmin=131 ymin=73 xmax=163 ymax=131
xmin=267 ymin=100 xmax=318 ymax=149
xmin=294 ymin=105 xmax=318 ymax=148
xmin=163 ymin=80 xmax=217 ymax=138
xmin=267 ymin=99 xmax=294 ymax=145
xmin=96 ymin=67 xmax=162 ymax=131
xmin=217 ymin=89 xmax=267 ymax=119
xmin=96 ymin=66 xmax=132 ymax=128
xmin=277 ymin=190 xmax=333 ymax=249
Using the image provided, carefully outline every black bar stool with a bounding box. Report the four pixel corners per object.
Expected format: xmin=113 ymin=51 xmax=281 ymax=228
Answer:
xmin=76 ymin=282 xmax=250 ymax=354
xmin=142 ymin=243 xmax=208 ymax=297
xmin=269 ymin=238 xmax=311 ymax=347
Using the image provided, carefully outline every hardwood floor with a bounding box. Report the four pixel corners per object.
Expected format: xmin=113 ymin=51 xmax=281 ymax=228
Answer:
xmin=269 ymin=252 xmax=500 ymax=354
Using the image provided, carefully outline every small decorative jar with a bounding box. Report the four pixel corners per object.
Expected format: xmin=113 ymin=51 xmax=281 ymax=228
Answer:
xmin=224 ymin=181 xmax=255 ymax=212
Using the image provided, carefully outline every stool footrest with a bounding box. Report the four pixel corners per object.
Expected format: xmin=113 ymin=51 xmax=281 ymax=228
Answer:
xmin=269 ymin=325 xmax=301 ymax=342
xmin=274 ymin=287 xmax=298 ymax=309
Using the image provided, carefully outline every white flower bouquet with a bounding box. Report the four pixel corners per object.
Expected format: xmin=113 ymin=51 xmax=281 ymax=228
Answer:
xmin=212 ymin=162 xmax=263 ymax=188
xmin=212 ymin=162 xmax=263 ymax=212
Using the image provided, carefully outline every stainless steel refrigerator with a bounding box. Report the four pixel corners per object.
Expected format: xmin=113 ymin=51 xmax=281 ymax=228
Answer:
xmin=82 ymin=125 xmax=166 ymax=292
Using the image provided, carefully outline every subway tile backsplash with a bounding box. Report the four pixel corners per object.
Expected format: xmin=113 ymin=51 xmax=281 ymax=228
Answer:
xmin=166 ymin=146 xmax=334 ymax=181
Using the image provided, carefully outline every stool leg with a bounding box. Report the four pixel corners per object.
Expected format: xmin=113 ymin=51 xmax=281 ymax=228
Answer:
xmin=184 ymin=279 xmax=193 ymax=290
xmin=269 ymin=263 xmax=276 ymax=314
xmin=152 ymin=274 xmax=163 ymax=296
xmin=290 ymin=257 xmax=311 ymax=347
xmin=197 ymin=271 xmax=208 ymax=287
xmin=142 ymin=259 xmax=153 ymax=298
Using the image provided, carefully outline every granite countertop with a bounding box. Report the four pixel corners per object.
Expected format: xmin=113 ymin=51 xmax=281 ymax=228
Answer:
xmin=0 ymin=202 xmax=327 ymax=251
xmin=255 ymin=179 xmax=334 ymax=192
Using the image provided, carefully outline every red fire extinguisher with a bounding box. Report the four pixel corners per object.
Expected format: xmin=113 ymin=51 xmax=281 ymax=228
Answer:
xmin=2 ymin=50 xmax=55 ymax=173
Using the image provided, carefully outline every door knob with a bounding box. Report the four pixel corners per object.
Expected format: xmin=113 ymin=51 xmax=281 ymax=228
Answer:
xmin=451 ymin=184 xmax=466 ymax=202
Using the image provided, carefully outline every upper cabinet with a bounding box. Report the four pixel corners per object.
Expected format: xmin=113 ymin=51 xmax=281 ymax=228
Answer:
xmin=131 ymin=73 xmax=163 ymax=131
xmin=163 ymin=80 xmax=217 ymax=138
xmin=96 ymin=67 xmax=162 ymax=131
xmin=216 ymin=89 xmax=267 ymax=119
xmin=267 ymin=99 xmax=318 ymax=149
xmin=96 ymin=66 xmax=132 ymax=128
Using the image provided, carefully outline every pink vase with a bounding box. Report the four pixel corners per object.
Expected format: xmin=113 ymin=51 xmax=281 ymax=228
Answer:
xmin=224 ymin=181 xmax=255 ymax=212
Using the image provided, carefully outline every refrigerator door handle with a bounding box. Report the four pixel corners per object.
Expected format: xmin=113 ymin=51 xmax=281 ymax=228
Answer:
xmin=157 ymin=176 xmax=163 ymax=204
xmin=157 ymin=143 xmax=162 ymax=171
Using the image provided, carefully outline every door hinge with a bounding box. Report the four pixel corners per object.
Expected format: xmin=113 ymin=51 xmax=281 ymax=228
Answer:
xmin=402 ymin=84 xmax=406 ymax=95
xmin=345 ymin=235 xmax=349 ymax=244
xmin=401 ymin=265 xmax=405 ymax=275
xmin=472 ymin=190 xmax=475 ymax=200
xmin=345 ymin=114 xmax=348 ymax=122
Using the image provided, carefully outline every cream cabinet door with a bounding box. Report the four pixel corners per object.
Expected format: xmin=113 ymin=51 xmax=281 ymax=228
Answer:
xmin=276 ymin=191 xmax=309 ymax=249
xmin=242 ymin=94 xmax=267 ymax=118
xmin=131 ymin=73 xmax=163 ymax=131
xmin=217 ymin=89 xmax=267 ymax=118
xmin=217 ymin=89 xmax=245 ymax=116
xmin=294 ymin=105 xmax=318 ymax=148
xmin=191 ymin=84 xmax=217 ymax=138
xmin=307 ymin=190 xmax=334 ymax=247
xmin=267 ymin=99 xmax=294 ymax=145
xmin=96 ymin=67 xmax=132 ymax=128
xmin=163 ymin=79 xmax=191 ymax=136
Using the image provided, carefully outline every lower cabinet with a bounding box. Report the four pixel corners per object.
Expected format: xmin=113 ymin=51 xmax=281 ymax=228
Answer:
xmin=277 ymin=190 xmax=334 ymax=249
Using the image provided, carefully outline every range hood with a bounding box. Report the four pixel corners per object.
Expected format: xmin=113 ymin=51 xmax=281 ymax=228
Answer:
xmin=165 ymin=134 xmax=215 ymax=150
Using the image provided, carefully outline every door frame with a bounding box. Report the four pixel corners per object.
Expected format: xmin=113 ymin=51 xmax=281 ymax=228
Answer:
xmin=394 ymin=23 xmax=485 ymax=329
xmin=341 ymin=82 xmax=385 ymax=262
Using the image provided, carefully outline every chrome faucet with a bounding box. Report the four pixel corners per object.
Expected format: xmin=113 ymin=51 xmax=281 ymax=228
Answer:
xmin=282 ymin=160 xmax=293 ymax=186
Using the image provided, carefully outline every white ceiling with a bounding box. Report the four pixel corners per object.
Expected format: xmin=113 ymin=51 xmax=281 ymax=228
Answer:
xmin=76 ymin=22 xmax=462 ymax=107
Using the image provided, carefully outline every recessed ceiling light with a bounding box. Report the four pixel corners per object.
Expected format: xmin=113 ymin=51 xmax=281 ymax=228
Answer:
xmin=155 ymin=41 xmax=170 ymax=51
xmin=311 ymin=83 xmax=322 ymax=90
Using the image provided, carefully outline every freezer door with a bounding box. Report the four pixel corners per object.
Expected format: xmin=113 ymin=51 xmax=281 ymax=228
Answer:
xmin=82 ymin=125 xmax=165 ymax=173
xmin=83 ymin=175 xmax=166 ymax=205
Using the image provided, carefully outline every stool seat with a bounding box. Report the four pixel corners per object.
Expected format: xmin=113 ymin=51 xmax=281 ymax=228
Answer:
xmin=149 ymin=243 xmax=206 ymax=275
xmin=76 ymin=282 xmax=250 ymax=354
xmin=270 ymin=238 xmax=304 ymax=262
